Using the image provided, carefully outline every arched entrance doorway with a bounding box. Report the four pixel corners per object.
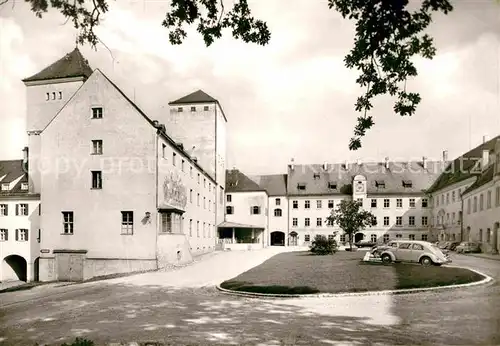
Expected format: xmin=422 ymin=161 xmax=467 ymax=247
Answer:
xmin=2 ymin=255 xmax=27 ymax=282
xmin=289 ymin=231 xmax=298 ymax=246
xmin=270 ymin=231 xmax=285 ymax=246
xmin=354 ymin=233 xmax=364 ymax=243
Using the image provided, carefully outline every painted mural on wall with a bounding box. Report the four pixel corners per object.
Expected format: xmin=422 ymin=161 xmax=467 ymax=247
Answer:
xmin=162 ymin=172 xmax=188 ymax=209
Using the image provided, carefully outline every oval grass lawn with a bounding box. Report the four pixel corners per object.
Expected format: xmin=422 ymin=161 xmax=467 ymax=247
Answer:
xmin=220 ymin=250 xmax=486 ymax=295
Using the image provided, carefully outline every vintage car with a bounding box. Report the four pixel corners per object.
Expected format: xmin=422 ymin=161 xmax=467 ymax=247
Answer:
xmin=455 ymin=242 xmax=481 ymax=253
xmin=371 ymin=240 xmax=451 ymax=266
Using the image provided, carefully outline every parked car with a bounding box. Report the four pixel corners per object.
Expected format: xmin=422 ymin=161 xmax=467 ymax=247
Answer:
xmin=447 ymin=241 xmax=461 ymax=251
xmin=371 ymin=240 xmax=451 ymax=266
xmin=455 ymin=242 xmax=481 ymax=253
xmin=354 ymin=239 xmax=377 ymax=248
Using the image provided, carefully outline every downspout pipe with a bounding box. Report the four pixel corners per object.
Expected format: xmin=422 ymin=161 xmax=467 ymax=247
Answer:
xmin=155 ymin=131 xmax=159 ymax=269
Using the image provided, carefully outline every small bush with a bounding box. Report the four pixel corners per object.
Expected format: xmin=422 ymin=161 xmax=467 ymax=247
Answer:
xmin=61 ymin=338 xmax=95 ymax=346
xmin=310 ymin=235 xmax=337 ymax=255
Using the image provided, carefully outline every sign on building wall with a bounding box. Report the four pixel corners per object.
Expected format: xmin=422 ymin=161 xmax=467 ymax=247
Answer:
xmin=163 ymin=172 xmax=187 ymax=209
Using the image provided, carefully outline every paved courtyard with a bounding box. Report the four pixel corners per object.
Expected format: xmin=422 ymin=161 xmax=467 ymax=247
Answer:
xmin=0 ymin=248 xmax=499 ymax=345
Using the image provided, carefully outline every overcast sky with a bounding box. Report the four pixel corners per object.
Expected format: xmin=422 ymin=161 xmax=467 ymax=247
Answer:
xmin=0 ymin=0 xmax=499 ymax=174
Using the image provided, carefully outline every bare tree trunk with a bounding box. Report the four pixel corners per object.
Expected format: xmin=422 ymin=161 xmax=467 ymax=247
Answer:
xmin=349 ymin=233 xmax=353 ymax=251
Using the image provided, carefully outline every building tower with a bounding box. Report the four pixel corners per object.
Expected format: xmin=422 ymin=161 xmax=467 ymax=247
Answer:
xmin=166 ymin=90 xmax=228 ymax=226
xmin=22 ymin=48 xmax=93 ymax=193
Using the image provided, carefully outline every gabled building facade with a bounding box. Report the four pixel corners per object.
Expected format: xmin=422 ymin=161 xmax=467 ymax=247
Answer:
xmin=20 ymin=48 xmax=227 ymax=281
xmin=0 ymin=155 xmax=40 ymax=282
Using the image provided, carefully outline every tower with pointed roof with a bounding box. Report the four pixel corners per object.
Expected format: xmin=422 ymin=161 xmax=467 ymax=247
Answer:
xmin=167 ymin=90 xmax=228 ymax=226
xmin=22 ymin=47 xmax=93 ymax=193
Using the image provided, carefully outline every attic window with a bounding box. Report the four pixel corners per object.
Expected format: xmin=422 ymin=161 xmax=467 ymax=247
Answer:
xmin=204 ymin=106 xmax=209 ymax=111
xmin=91 ymin=107 xmax=103 ymax=119
xmin=402 ymin=180 xmax=413 ymax=188
xmin=1 ymin=183 xmax=9 ymax=191
xmin=328 ymin=182 xmax=337 ymax=189
xmin=297 ymin=183 xmax=306 ymax=190
xmin=375 ymin=180 xmax=385 ymax=189
xmin=177 ymin=107 xmax=183 ymax=112
xmin=313 ymin=173 xmax=320 ymax=180
xmin=21 ymin=183 xmax=29 ymax=190
xmin=46 ymin=92 xmax=49 ymax=101
xmin=58 ymin=91 xmax=62 ymax=100
xmin=190 ymin=106 xmax=196 ymax=112
xmin=229 ymin=180 xmax=238 ymax=187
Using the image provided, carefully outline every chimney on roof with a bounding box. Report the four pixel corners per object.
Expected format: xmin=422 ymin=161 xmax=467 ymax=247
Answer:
xmin=442 ymin=150 xmax=448 ymax=162
xmin=152 ymin=120 xmax=159 ymax=128
xmin=385 ymin=157 xmax=389 ymax=169
xmin=192 ymin=157 xmax=198 ymax=163
xmin=482 ymin=149 xmax=490 ymax=171
xmin=289 ymin=158 xmax=295 ymax=171
xmin=176 ymin=142 xmax=184 ymax=151
xmin=22 ymin=147 xmax=29 ymax=172
xmin=422 ymin=156 xmax=427 ymax=169
xmin=483 ymin=135 xmax=488 ymax=144
xmin=323 ymin=161 xmax=328 ymax=171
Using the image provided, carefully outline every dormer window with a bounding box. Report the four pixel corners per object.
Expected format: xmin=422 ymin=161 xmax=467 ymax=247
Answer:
xmin=177 ymin=107 xmax=183 ymax=112
xmin=1 ymin=183 xmax=9 ymax=191
xmin=375 ymin=180 xmax=385 ymax=189
xmin=58 ymin=91 xmax=62 ymax=100
xmin=328 ymin=181 xmax=337 ymax=190
xmin=21 ymin=183 xmax=29 ymax=191
xmin=402 ymin=180 xmax=413 ymax=188
xmin=46 ymin=92 xmax=50 ymax=101
xmin=313 ymin=173 xmax=320 ymax=180
xmin=297 ymin=183 xmax=306 ymax=190
xmin=52 ymin=92 xmax=56 ymax=100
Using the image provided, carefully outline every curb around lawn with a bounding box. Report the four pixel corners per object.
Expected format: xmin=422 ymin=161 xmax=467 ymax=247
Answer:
xmin=215 ymin=265 xmax=494 ymax=299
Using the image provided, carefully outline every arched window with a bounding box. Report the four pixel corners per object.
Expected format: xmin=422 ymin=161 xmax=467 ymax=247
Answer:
xmin=274 ymin=208 xmax=282 ymax=217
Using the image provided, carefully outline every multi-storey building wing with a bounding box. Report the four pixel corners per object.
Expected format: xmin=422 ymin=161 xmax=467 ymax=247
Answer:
xmin=0 ymin=156 xmax=40 ymax=282
xmin=18 ymin=48 xmax=227 ymax=281
xmin=427 ymin=135 xmax=500 ymax=245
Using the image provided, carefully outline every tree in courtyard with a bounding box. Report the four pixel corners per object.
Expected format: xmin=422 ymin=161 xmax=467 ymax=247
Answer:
xmin=8 ymin=0 xmax=495 ymax=149
xmin=326 ymin=199 xmax=376 ymax=251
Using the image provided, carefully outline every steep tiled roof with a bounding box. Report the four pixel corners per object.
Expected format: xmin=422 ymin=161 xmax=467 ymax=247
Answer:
xmin=226 ymin=169 xmax=265 ymax=193
xmin=169 ymin=90 xmax=217 ymax=105
xmin=22 ymin=48 xmax=93 ymax=83
xmin=0 ymin=160 xmax=29 ymax=196
xmin=250 ymin=174 xmax=287 ymax=196
xmin=287 ymin=161 xmax=445 ymax=196
xmin=462 ymin=164 xmax=495 ymax=196
xmin=427 ymin=135 xmax=500 ymax=194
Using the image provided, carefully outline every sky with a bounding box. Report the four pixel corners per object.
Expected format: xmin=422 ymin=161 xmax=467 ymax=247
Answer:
xmin=0 ymin=0 xmax=499 ymax=175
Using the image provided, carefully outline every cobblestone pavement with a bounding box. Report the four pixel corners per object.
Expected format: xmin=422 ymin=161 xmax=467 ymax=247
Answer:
xmin=0 ymin=250 xmax=498 ymax=345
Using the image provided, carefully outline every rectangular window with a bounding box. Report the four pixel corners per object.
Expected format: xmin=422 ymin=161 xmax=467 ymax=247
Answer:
xmin=409 ymin=216 xmax=415 ymax=226
xmin=0 ymin=204 xmax=7 ymax=216
xmin=496 ymin=187 xmax=500 ymax=207
xmin=421 ymin=234 xmax=428 ymax=241
xmin=409 ymin=198 xmax=415 ymax=208
xmin=373 ymin=217 xmax=378 ymax=226
xmin=421 ymin=198 xmax=428 ymax=208
xmin=91 ymin=107 xmax=103 ymax=119
xmin=121 ymin=211 xmax=134 ymax=235
xmin=21 ymin=183 xmax=28 ymax=190
xmin=328 ymin=200 xmax=334 ymax=208
xmin=384 ymin=199 xmax=390 ymax=208
xmin=396 ymin=234 xmax=402 ymax=239
xmin=452 ymin=212 xmax=456 ymax=223
xmin=0 ymin=229 xmax=8 ymax=241
xmin=220 ymin=187 xmax=223 ymax=205
xmin=189 ymin=219 xmax=193 ymax=237
xmin=371 ymin=199 xmax=377 ymax=208
xmin=304 ymin=200 xmax=310 ymax=209
xmin=91 ymin=140 xmax=103 ymax=155
xmin=16 ymin=204 xmax=28 ymax=216
xmin=197 ymin=193 xmax=200 ymax=206
xmin=190 ymin=189 xmax=193 ymax=203
xmin=487 ymin=190 xmax=492 ymax=209
xmin=441 ymin=194 xmax=444 ymax=205
xmin=293 ymin=200 xmax=298 ymax=209
xmin=181 ymin=160 xmax=185 ymax=172
xmin=208 ymin=200 xmax=211 ymax=211
xmin=383 ymin=216 xmax=390 ymax=226
xmin=275 ymin=198 xmax=281 ymax=206
xmin=197 ymin=221 xmax=200 ymax=237
xmin=473 ymin=196 xmax=478 ymax=212
xmin=340 ymin=234 xmax=346 ymax=243
xmin=409 ymin=234 xmax=415 ymax=240
xmin=162 ymin=144 xmax=167 ymax=159
xmin=316 ymin=218 xmax=322 ymax=227
xmin=160 ymin=212 xmax=182 ymax=233
xmin=479 ymin=194 xmax=484 ymax=211
xmin=204 ymin=178 xmax=206 ymax=188
xmin=227 ymin=194 xmax=232 ymax=202
xmin=1 ymin=183 xmax=9 ymax=191
xmin=383 ymin=234 xmax=390 ymax=242
xmin=191 ymin=106 xmax=196 ymax=112
xmin=396 ymin=199 xmax=403 ymax=208
xmin=328 ymin=234 xmax=334 ymax=241
xmin=198 ymin=173 xmax=201 ymax=184
xmin=62 ymin=211 xmax=74 ymax=234
xmin=316 ymin=200 xmax=322 ymax=209
xmin=16 ymin=229 xmax=29 ymax=241
xmin=396 ymin=216 xmax=402 ymax=226
xmin=177 ymin=107 xmax=183 ymax=112
xmin=172 ymin=152 xmax=177 ymax=166
xmin=305 ymin=235 xmax=310 ymax=242
xmin=467 ymin=198 xmax=471 ymax=214
xmin=305 ymin=218 xmax=310 ymax=227
xmin=422 ymin=216 xmax=428 ymax=226
xmin=446 ymin=193 xmax=450 ymax=204
xmin=203 ymin=222 xmax=206 ymax=237
xmin=209 ymin=183 xmax=211 ymax=192
xmin=203 ymin=197 xmax=206 ymax=209
xmin=91 ymin=171 xmax=102 ymax=189
xmin=226 ymin=206 xmax=234 ymax=214
xmin=292 ymin=218 xmax=298 ymax=227
xmin=204 ymin=106 xmax=209 ymax=111
xmin=452 ymin=191 xmax=456 ymax=202
xmin=190 ymin=166 xmax=193 ymax=177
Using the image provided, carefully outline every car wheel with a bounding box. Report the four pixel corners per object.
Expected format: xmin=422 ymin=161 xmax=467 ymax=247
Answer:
xmin=381 ymin=254 xmax=392 ymax=264
xmin=420 ymin=256 xmax=432 ymax=266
